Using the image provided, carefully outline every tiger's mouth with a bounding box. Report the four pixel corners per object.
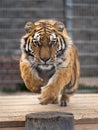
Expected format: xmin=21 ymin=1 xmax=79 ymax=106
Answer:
xmin=37 ymin=64 xmax=54 ymax=70
xmin=36 ymin=58 xmax=55 ymax=70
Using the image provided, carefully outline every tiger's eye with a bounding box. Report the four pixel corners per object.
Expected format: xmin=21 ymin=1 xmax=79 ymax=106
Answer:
xmin=33 ymin=39 xmax=41 ymax=47
xmin=49 ymin=33 xmax=57 ymax=46
xmin=33 ymin=39 xmax=39 ymax=46
xmin=49 ymin=39 xmax=57 ymax=46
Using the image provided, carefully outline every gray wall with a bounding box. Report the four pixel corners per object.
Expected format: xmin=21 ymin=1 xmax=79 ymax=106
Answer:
xmin=0 ymin=0 xmax=64 ymax=90
xmin=65 ymin=0 xmax=98 ymax=76
xmin=0 ymin=0 xmax=98 ymax=90
xmin=0 ymin=0 xmax=64 ymax=56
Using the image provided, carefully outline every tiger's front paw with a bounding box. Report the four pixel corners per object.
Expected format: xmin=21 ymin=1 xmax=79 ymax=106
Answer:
xmin=39 ymin=86 xmax=58 ymax=105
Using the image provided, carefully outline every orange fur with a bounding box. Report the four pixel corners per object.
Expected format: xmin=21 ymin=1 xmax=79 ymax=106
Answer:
xmin=20 ymin=19 xmax=80 ymax=106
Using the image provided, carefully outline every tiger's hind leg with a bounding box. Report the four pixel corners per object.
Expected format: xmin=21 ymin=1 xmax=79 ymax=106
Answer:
xmin=60 ymin=94 xmax=70 ymax=106
xmin=60 ymin=86 xmax=70 ymax=106
xmin=60 ymin=84 xmax=77 ymax=106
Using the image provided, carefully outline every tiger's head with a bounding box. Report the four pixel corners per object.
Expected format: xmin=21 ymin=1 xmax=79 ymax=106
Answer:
xmin=21 ymin=20 xmax=72 ymax=70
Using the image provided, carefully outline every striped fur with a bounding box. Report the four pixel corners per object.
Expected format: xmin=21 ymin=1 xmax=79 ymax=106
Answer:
xmin=20 ymin=19 xmax=80 ymax=106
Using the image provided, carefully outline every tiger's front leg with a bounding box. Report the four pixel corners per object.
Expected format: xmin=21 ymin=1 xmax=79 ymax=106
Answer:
xmin=20 ymin=60 xmax=43 ymax=93
xmin=39 ymin=67 xmax=71 ymax=105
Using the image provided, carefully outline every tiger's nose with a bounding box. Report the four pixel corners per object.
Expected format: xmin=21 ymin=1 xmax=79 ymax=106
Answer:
xmin=40 ymin=57 xmax=50 ymax=63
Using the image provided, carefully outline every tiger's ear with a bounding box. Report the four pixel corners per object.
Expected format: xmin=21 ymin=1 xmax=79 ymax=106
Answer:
xmin=24 ymin=21 xmax=35 ymax=33
xmin=54 ymin=21 xmax=65 ymax=32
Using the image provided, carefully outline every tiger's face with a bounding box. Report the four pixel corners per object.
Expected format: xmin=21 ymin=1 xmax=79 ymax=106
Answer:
xmin=21 ymin=20 xmax=68 ymax=70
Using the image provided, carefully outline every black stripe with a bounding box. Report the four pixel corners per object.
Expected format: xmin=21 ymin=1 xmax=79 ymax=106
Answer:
xmin=24 ymin=38 xmax=34 ymax=57
xmin=56 ymin=36 xmax=66 ymax=57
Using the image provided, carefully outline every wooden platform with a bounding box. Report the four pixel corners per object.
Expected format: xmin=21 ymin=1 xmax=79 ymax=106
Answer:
xmin=0 ymin=94 xmax=98 ymax=130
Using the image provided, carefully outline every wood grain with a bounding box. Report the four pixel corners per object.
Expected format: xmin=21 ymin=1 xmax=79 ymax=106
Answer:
xmin=25 ymin=112 xmax=74 ymax=130
xmin=0 ymin=94 xmax=98 ymax=128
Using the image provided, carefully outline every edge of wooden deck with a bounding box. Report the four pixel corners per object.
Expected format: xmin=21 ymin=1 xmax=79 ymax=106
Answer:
xmin=0 ymin=94 xmax=98 ymax=128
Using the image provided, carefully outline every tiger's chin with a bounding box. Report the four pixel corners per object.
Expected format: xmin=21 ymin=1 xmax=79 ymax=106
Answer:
xmin=37 ymin=64 xmax=54 ymax=70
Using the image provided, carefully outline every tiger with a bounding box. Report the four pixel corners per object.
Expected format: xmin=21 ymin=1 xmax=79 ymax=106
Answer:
xmin=20 ymin=19 xmax=80 ymax=106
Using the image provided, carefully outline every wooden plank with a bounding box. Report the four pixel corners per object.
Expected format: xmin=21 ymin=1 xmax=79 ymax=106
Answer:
xmin=0 ymin=94 xmax=98 ymax=128
xmin=0 ymin=127 xmax=24 ymax=130
xmin=75 ymin=124 xmax=98 ymax=130
xmin=0 ymin=123 xmax=98 ymax=130
xmin=0 ymin=121 xmax=25 ymax=128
